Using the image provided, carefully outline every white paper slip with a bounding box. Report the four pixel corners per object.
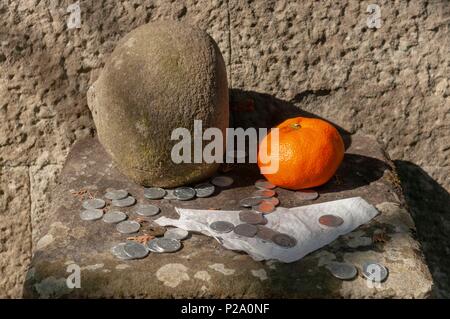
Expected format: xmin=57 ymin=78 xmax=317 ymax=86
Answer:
xmin=154 ymin=197 xmax=379 ymax=263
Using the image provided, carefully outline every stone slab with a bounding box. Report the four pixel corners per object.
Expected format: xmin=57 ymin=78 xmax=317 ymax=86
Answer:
xmin=24 ymin=134 xmax=432 ymax=298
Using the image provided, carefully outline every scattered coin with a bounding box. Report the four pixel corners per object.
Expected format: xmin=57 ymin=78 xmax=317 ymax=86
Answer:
xmin=146 ymin=239 xmax=164 ymax=253
xmin=240 ymin=197 xmax=264 ymax=208
xmin=80 ymin=209 xmax=104 ymax=221
xmin=112 ymin=196 xmax=136 ymax=207
xmin=111 ymin=243 xmax=133 ymax=260
xmin=135 ymin=204 xmax=160 ymax=217
xmin=318 ymin=214 xmax=344 ymax=228
xmin=325 ymin=262 xmax=358 ymax=280
xmin=209 ymin=221 xmax=235 ymax=233
xmin=233 ymin=223 xmax=258 ymax=237
xmin=116 ymin=220 xmax=141 ymax=234
xmin=295 ymin=190 xmax=319 ymax=200
xmin=102 ymin=211 xmax=127 ymax=224
xmin=123 ymin=241 xmax=149 ymax=259
xmin=164 ymin=228 xmax=189 ymax=240
xmin=253 ymin=201 xmax=276 ymax=214
xmin=174 ymin=187 xmax=196 ymax=201
xmin=239 ymin=210 xmax=267 ymax=225
xmin=154 ymin=238 xmax=182 ymax=253
xmin=255 ymin=179 xmax=276 ymax=190
xmin=211 ymin=175 xmax=234 ymax=187
xmin=194 ymin=183 xmax=215 ymax=198
xmin=256 ymin=225 xmax=279 ymax=242
xmin=104 ymin=189 xmax=128 ymax=200
xmin=82 ymin=198 xmax=106 ymax=210
xmin=163 ymin=189 xmax=177 ymax=200
xmin=362 ymin=261 xmax=389 ymax=282
xmin=143 ymin=187 xmax=166 ymax=200
xmin=253 ymin=189 xmax=276 ymax=198
xmin=272 ymin=233 xmax=297 ymax=248
xmin=264 ymin=197 xmax=280 ymax=206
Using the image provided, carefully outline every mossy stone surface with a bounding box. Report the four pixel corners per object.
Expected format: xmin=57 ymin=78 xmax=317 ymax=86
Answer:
xmin=88 ymin=21 xmax=228 ymax=187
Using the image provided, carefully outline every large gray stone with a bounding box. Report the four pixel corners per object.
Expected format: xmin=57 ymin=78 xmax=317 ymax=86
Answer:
xmin=24 ymin=133 xmax=432 ymax=298
xmin=87 ymin=21 xmax=229 ymax=187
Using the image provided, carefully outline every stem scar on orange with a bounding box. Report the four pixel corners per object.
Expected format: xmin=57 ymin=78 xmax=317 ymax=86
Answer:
xmin=257 ymin=117 xmax=345 ymax=190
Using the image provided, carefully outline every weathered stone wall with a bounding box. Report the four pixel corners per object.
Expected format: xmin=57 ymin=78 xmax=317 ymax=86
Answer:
xmin=0 ymin=0 xmax=448 ymax=297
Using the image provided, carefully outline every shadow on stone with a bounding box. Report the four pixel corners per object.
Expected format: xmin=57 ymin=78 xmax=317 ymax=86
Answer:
xmin=395 ymin=160 xmax=450 ymax=298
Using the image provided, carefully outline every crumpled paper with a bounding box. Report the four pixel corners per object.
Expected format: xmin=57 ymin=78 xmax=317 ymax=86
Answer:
xmin=154 ymin=197 xmax=379 ymax=263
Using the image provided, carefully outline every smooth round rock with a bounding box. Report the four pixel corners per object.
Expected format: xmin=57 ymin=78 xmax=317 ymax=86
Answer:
xmin=253 ymin=189 xmax=276 ymax=198
xmin=255 ymin=179 xmax=276 ymax=190
xmin=102 ymin=211 xmax=127 ymax=224
xmin=211 ymin=176 xmax=234 ymax=187
xmin=112 ymin=196 xmax=136 ymax=207
xmin=233 ymin=224 xmax=258 ymax=237
xmin=116 ymin=220 xmax=141 ymax=234
xmin=80 ymin=209 xmax=103 ymax=221
xmin=111 ymin=243 xmax=133 ymax=260
xmin=154 ymin=238 xmax=182 ymax=253
xmin=362 ymin=261 xmax=389 ymax=282
xmin=87 ymin=21 xmax=229 ymax=188
xmin=164 ymin=228 xmax=189 ymax=241
xmin=240 ymin=197 xmax=264 ymax=208
xmin=209 ymin=221 xmax=235 ymax=233
xmin=146 ymin=239 xmax=164 ymax=253
xmin=239 ymin=211 xmax=267 ymax=225
xmin=326 ymin=262 xmax=358 ymax=280
xmin=144 ymin=187 xmax=166 ymax=200
xmin=135 ymin=204 xmax=160 ymax=217
xmin=272 ymin=233 xmax=297 ymax=248
xmin=82 ymin=198 xmax=105 ymax=210
xmin=174 ymin=187 xmax=196 ymax=201
xmin=104 ymin=189 xmax=128 ymax=200
xmin=123 ymin=242 xmax=149 ymax=259
xmin=318 ymin=214 xmax=344 ymax=228
xmin=253 ymin=201 xmax=276 ymax=214
xmin=295 ymin=190 xmax=319 ymax=201
xmin=194 ymin=183 xmax=215 ymax=198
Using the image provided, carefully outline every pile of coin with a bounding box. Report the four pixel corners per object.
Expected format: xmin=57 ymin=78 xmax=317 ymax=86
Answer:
xmin=325 ymin=261 xmax=389 ymax=283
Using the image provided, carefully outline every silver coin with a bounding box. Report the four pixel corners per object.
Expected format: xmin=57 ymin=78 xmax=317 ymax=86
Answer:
xmin=194 ymin=183 xmax=215 ymax=198
xmin=255 ymin=179 xmax=276 ymax=190
xmin=233 ymin=223 xmax=258 ymax=237
xmin=116 ymin=220 xmax=140 ymax=234
xmin=209 ymin=221 xmax=235 ymax=233
xmin=135 ymin=204 xmax=160 ymax=217
xmin=163 ymin=189 xmax=177 ymax=200
xmin=265 ymin=197 xmax=280 ymax=206
xmin=295 ymin=190 xmax=319 ymax=200
xmin=211 ymin=175 xmax=234 ymax=187
xmin=272 ymin=233 xmax=297 ymax=248
xmin=239 ymin=210 xmax=267 ymax=225
xmin=256 ymin=225 xmax=279 ymax=241
xmin=123 ymin=241 xmax=149 ymax=259
xmin=111 ymin=243 xmax=133 ymax=260
xmin=144 ymin=187 xmax=166 ymax=200
xmin=240 ymin=197 xmax=264 ymax=208
xmin=146 ymin=239 xmax=164 ymax=253
xmin=253 ymin=200 xmax=276 ymax=214
xmin=174 ymin=187 xmax=196 ymax=201
xmin=112 ymin=196 xmax=136 ymax=207
xmin=164 ymin=228 xmax=189 ymax=240
xmin=253 ymin=189 xmax=276 ymax=198
xmin=102 ymin=211 xmax=127 ymax=224
xmin=154 ymin=238 xmax=181 ymax=253
xmin=80 ymin=209 xmax=103 ymax=221
xmin=325 ymin=262 xmax=358 ymax=280
xmin=362 ymin=261 xmax=389 ymax=282
xmin=104 ymin=189 xmax=128 ymax=200
xmin=82 ymin=198 xmax=106 ymax=210
xmin=318 ymin=214 xmax=344 ymax=228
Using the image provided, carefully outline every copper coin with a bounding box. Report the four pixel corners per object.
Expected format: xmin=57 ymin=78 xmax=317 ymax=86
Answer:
xmin=264 ymin=197 xmax=280 ymax=206
xmin=239 ymin=210 xmax=267 ymax=225
xmin=318 ymin=214 xmax=344 ymax=228
xmin=272 ymin=233 xmax=297 ymax=248
xmin=233 ymin=223 xmax=258 ymax=237
xmin=253 ymin=200 xmax=275 ymax=214
xmin=240 ymin=197 xmax=264 ymax=208
xmin=253 ymin=189 xmax=276 ymax=198
xmin=255 ymin=179 xmax=276 ymax=190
